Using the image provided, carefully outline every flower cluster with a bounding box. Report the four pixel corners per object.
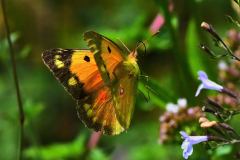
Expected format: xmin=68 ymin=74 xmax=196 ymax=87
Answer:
xmin=159 ymin=19 xmax=240 ymax=160
xmin=179 ymin=68 xmax=240 ymax=159
xmin=218 ymin=29 xmax=240 ymax=82
xmin=159 ymin=67 xmax=240 ymax=159
xmin=159 ymin=99 xmax=203 ymax=144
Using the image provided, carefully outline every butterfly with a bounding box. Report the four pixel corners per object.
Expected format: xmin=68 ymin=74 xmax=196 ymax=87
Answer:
xmin=42 ymin=31 xmax=140 ymax=135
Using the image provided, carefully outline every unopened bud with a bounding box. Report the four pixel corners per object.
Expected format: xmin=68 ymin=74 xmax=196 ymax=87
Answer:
xmin=200 ymin=121 xmax=217 ymax=128
xmin=201 ymin=22 xmax=211 ymax=31
xmin=199 ymin=117 xmax=208 ymax=123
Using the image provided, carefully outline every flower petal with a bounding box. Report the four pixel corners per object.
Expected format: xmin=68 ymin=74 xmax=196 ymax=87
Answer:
xmin=202 ymin=79 xmax=223 ymax=91
xmin=181 ymin=139 xmax=189 ymax=149
xmin=149 ymin=13 xmax=165 ymax=35
xmin=218 ymin=60 xmax=228 ymax=71
xmin=189 ymin=136 xmax=208 ymax=145
xmin=184 ymin=144 xmax=193 ymax=159
xmin=166 ymin=103 xmax=179 ymax=113
xmin=198 ymin=71 xmax=208 ymax=80
xmin=177 ymin=98 xmax=187 ymax=108
xmin=180 ymin=131 xmax=189 ymax=139
xmin=195 ymin=84 xmax=204 ymax=97
xmin=181 ymin=140 xmax=193 ymax=159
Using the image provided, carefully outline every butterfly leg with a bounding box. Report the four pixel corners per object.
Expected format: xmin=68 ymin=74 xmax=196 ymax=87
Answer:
xmin=139 ymin=75 xmax=150 ymax=102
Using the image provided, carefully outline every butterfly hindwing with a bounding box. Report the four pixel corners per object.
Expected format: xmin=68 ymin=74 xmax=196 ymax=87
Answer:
xmin=113 ymin=60 xmax=139 ymax=129
xmin=76 ymin=87 xmax=124 ymax=135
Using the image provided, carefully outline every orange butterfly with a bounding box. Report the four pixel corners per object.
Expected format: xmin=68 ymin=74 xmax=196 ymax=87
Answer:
xmin=42 ymin=31 xmax=140 ymax=135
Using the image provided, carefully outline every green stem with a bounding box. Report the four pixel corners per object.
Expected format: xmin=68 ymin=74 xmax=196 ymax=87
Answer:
xmin=161 ymin=0 xmax=197 ymax=99
xmin=1 ymin=0 xmax=24 ymax=159
xmin=218 ymin=139 xmax=240 ymax=146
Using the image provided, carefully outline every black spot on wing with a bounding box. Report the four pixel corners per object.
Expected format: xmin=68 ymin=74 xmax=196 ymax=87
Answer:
xmin=84 ymin=55 xmax=90 ymax=62
xmin=107 ymin=46 xmax=111 ymax=53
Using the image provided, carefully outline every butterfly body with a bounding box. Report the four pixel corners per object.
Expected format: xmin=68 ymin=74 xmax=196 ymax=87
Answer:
xmin=42 ymin=31 xmax=139 ymax=135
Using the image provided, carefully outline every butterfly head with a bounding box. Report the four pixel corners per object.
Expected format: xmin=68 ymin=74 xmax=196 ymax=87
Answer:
xmin=129 ymin=50 xmax=138 ymax=59
xmin=123 ymin=51 xmax=139 ymax=77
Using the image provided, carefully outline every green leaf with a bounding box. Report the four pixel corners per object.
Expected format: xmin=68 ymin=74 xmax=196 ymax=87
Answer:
xmin=214 ymin=145 xmax=232 ymax=157
xmin=23 ymin=133 xmax=87 ymax=159
xmin=88 ymin=148 xmax=109 ymax=160
xmin=148 ymin=29 xmax=172 ymax=50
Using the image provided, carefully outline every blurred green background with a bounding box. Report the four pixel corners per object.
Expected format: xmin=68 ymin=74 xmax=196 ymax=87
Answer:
xmin=0 ymin=0 xmax=238 ymax=159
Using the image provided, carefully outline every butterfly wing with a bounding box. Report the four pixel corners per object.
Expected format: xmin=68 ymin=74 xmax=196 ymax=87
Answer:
xmin=42 ymin=48 xmax=125 ymax=135
xmin=42 ymin=31 xmax=139 ymax=135
xmin=76 ymin=87 xmax=124 ymax=135
xmin=113 ymin=59 xmax=139 ymax=129
xmin=83 ymin=31 xmax=125 ymax=84
xmin=42 ymin=49 xmax=92 ymax=100
xmin=84 ymin=31 xmax=140 ymax=130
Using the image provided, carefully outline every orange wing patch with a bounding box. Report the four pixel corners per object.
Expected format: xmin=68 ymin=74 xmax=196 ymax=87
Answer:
xmin=100 ymin=40 xmax=124 ymax=79
xmin=70 ymin=50 xmax=103 ymax=93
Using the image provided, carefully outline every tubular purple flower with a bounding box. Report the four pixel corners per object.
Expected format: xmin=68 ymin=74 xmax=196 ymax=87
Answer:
xmin=180 ymin=131 xmax=208 ymax=159
xmin=195 ymin=71 xmax=223 ymax=97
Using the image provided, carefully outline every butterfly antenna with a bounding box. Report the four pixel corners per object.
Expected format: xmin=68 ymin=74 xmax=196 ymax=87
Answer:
xmin=135 ymin=41 xmax=147 ymax=56
xmin=117 ymin=38 xmax=131 ymax=53
xmin=133 ymin=31 xmax=160 ymax=57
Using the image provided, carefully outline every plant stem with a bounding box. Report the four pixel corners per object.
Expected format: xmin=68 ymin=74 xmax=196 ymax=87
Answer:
xmin=1 ymin=0 xmax=24 ymax=159
xmin=218 ymin=139 xmax=240 ymax=146
xmin=161 ymin=0 xmax=197 ymax=99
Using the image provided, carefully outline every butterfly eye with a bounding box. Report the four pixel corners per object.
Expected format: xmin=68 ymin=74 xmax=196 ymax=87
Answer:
xmin=107 ymin=46 xmax=111 ymax=53
xmin=128 ymin=72 xmax=133 ymax=78
xmin=84 ymin=55 xmax=90 ymax=62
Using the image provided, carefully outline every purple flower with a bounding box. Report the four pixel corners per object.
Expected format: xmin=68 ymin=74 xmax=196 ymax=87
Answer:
xmin=195 ymin=71 xmax=223 ymax=97
xmin=180 ymin=131 xmax=208 ymax=159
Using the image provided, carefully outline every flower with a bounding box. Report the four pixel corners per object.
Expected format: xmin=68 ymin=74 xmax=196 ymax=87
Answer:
xmin=177 ymin=98 xmax=187 ymax=108
xmin=195 ymin=71 xmax=223 ymax=97
xmin=166 ymin=103 xmax=179 ymax=113
xmin=218 ymin=60 xmax=228 ymax=71
xmin=149 ymin=13 xmax=165 ymax=35
xmin=166 ymin=98 xmax=188 ymax=114
xmin=180 ymin=131 xmax=208 ymax=159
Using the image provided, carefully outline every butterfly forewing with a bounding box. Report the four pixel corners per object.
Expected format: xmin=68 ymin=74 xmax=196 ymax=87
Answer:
xmin=42 ymin=49 xmax=89 ymax=100
xmin=84 ymin=31 xmax=124 ymax=84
